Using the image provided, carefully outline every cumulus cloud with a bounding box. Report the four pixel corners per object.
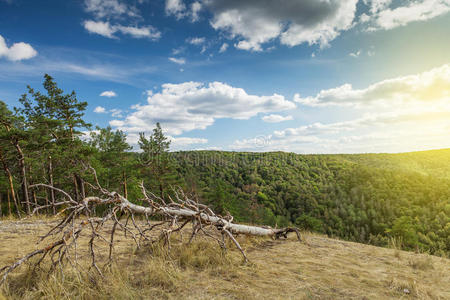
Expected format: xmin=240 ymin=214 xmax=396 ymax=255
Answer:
xmin=100 ymin=90 xmax=117 ymax=97
xmin=82 ymin=1 xmax=160 ymax=40
xmin=121 ymin=132 xmax=207 ymax=150
xmin=83 ymin=20 xmax=116 ymax=38
xmin=84 ymin=0 xmax=139 ymax=19
xmin=349 ymin=50 xmax=361 ymax=57
xmin=0 ymin=35 xmax=37 ymax=61
xmin=94 ymin=106 xmax=107 ymax=113
xmin=219 ymin=43 xmax=229 ymax=53
xmin=170 ymin=136 xmax=208 ymax=147
xmin=231 ymin=108 xmax=450 ymax=153
xmin=83 ymin=20 xmax=161 ymax=39
xmin=190 ymin=1 xmax=202 ymax=21
xmin=168 ymin=57 xmax=186 ymax=65
xmin=362 ymin=0 xmax=450 ymax=31
xmin=109 ymin=108 xmax=122 ymax=117
xmin=262 ymin=114 xmax=293 ymax=123
xmin=186 ymin=37 xmax=205 ymax=45
xmin=295 ymin=64 xmax=450 ymax=107
xmin=109 ymin=81 xmax=296 ymax=136
xmin=165 ymin=0 xmax=186 ymax=19
xmin=165 ymin=0 xmax=202 ymax=21
xmin=205 ymin=0 xmax=358 ymax=51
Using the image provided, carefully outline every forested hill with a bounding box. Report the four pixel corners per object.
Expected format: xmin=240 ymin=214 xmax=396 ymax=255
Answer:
xmin=339 ymin=149 xmax=450 ymax=179
xmin=0 ymin=75 xmax=448 ymax=257
xmin=172 ymin=149 xmax=450 ymax=256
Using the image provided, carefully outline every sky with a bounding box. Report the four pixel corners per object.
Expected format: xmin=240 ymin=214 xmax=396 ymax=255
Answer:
xmin=0 ymin=0 xmax=449 ymax=154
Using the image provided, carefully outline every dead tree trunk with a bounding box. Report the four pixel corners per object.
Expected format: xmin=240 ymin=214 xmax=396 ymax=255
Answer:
xmin=0 ymin=168 xmax=301 ymax=284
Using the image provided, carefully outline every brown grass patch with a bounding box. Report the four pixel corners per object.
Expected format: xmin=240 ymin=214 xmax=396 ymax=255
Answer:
xmin=0 ymin=218 xmax=449 ymax=299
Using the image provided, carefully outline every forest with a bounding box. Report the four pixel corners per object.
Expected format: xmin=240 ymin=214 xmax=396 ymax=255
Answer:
xmin=1 ymin=75 xmax=449 ymax=257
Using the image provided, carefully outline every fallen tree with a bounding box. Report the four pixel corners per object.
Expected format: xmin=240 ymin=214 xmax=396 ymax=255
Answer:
xmin=0 ymin=168 xmax=301 ymax=285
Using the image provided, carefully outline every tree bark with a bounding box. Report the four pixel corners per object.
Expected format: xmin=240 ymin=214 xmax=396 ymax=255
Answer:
xmin=123 ymin=171 xmax=128 ymax=199
xmin=76 ymin=174 xmax=86 ymax=199
xmin=0 ymin=147 xmax=20 ymax=216
xmin=73 ymin=174 xmax=80 ymax=202
xmin=115 ymin=193 xmax=301 ymax=239
xmin=13 ymin=140 xmax=30 ymax=215
xmin=48 ymin=156 xmax=56 ymax=214
xmin=7 ymin=190 xmax=11 ymax=216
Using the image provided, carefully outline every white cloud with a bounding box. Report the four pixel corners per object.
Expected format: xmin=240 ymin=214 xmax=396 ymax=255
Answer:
xmin=172 ymin=47 xmax=184 ymax=55
xmin=362 ymin=0 xmax=450 ymax=31
xmin=94 ymin=106 xmax=107 ymax=113
xmin=110 ymin=108 xmax=122 ymax=117
xmin=122 ymin=132 xmax=207 ymax=150
xmin=231 ymin=108 xmax=450 ymax=153
xmin=262 ymin=114 xmax=293 ymax=123
xmin=109 ymin=81 xmax=296 ymax=136
xmin=84 ymin=0 xmax=138 ymax=19
xmin=206 ymin=0 xmax=358 ymax=51
xmin=349 ymin=50 xmax=361 ymax=57
xmin=219 ymin=43 xmax=229 ymax=53
xmin=168 ymin=57 xmax=186 ymax=65
xmin=363 ymin=0 xmax=393 ymax=14
xmin=295 ymin=64 xmax=450 ymax=107
xmin=186 ymin=37 xmax=205 ymax=45
xmin=170 ymin=136 xmax=208 ymax=147
xmin=115 ymin=25 xmax=160 ymax=39
xmin=165 ymin=0 xmax=202 ymax=22
xmin=0 ymin=35 xmax=37 ymax=61
xmin=190 ymin=1 xmax=202 ymax=21
xmin=100 ymin=90 xmax=117 ymax=97
xmin=83 ymin=20 xmax=160 ymax=39
xmin=83 ymin=20 xmax=116 ymax=38
xmin=165 ymin=0 xmax=186 ymax=19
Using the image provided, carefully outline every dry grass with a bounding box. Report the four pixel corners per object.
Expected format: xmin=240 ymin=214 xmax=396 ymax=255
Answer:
xmin=0 ymin=218 xmax=449 ymax=299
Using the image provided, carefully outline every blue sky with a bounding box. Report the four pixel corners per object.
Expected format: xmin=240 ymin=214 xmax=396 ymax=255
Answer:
xmin=1 ymin=0 xmax=450 ymax=153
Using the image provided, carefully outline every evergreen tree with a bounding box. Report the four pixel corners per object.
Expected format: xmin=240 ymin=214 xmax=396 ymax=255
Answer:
xmin=138 ymin=122 xmax=179 ymax=198
xmin=16 ymin=74 xmax=92 ymax=202
xmin=90 ymin=126 xmax=132 ymax=197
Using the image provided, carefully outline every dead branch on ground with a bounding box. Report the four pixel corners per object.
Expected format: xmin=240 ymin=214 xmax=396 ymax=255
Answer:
xmin=0 ymin=168 xmax=301 ymax=285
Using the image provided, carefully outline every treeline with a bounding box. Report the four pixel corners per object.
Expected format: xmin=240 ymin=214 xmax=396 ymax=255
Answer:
xmin=0 ymin=75 xmax=449 ymax=257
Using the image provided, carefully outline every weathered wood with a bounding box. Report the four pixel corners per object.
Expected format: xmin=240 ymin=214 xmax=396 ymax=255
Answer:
xmin=0 ymin=169 xmax=302 ymax=285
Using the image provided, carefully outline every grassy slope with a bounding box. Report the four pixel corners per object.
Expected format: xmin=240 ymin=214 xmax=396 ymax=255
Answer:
xmin=0 ymin=219 xmax=449 ymax=299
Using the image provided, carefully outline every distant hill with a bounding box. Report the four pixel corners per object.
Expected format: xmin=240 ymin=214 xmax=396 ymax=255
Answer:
xmin=340 ymin=149 xmax=450 ymax=179
xmin=172 ymin=149 xmax=450 ymax=256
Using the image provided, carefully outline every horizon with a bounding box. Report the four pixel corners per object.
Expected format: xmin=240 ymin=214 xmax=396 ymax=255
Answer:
xmin=1 ymin=0 xmax=450 ymax=154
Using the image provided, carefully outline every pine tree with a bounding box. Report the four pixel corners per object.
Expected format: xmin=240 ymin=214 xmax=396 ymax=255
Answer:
xmin=0 ymin=101 xmax=29 ymax=214
xmin=138 ymin=123 xmax=180 ymax=198
xmin=90 ymin=126 xmax=132 ymax=196
xmin=16 ymin=74 xmax=92 ymax=203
